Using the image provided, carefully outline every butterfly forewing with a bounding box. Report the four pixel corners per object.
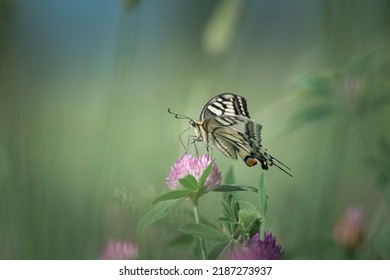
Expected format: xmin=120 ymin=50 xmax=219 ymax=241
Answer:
xmin=200 ymin=93 xmax=250 ymax=120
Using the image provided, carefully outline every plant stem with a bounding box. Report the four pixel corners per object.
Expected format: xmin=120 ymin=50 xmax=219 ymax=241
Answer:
xmin=258 ymin=173 xmax=267 ymax=240
xmin=193 ymin=198 xmax=207 ymax=260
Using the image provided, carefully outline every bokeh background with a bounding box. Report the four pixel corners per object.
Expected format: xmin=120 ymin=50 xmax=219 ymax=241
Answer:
xmin=1 ymin=0 xmax=389 ymax=259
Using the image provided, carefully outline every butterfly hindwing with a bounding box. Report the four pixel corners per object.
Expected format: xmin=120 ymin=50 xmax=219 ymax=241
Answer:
xmin=205 ymin=116 xmax=264 ymax=163
xmin=207 ymin=116 xmax=291 ymax=175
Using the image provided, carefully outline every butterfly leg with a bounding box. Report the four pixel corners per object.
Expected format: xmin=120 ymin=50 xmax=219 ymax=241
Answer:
xmin=178 ymin=126 xmax=192 ymax=151
xmin=194 ymin=141 xmax=199 ymax=156
xmin=206 ymin=143 xmax=214 ymax=158
xmin=182 ymin=135 xmax=201 ymax=157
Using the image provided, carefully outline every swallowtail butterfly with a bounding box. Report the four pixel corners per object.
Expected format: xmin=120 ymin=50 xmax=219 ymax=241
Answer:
xmin=169 ymin=93 xmax=292 ymax=177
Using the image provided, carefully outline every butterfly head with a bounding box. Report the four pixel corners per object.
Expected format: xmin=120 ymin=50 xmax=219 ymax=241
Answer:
xmin=189 ymin=120 xmax=205 ymax=142
xmin=168 ymin=108 xmax=205 ymax=151
xmin=189 ymin=119 xmax=196 ymax=127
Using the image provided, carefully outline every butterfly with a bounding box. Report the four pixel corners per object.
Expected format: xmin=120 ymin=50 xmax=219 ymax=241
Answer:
xmin=169 ymin=93 xmax=292 ymax=177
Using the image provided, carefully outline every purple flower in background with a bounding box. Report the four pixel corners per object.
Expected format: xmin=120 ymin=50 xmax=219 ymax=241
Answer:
xmin=166 ymin=154 xmax=221 ymax=191
xmin=100 ymin=239 xmax=138 ymax=260
xmin=228 ymin=232 xmax=284 ymax=260
xmin=333 ymin=206 xmax=365 ymax=250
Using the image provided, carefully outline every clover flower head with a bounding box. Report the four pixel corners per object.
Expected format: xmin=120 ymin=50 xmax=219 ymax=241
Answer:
xmin=166 ymin=154 xmax=221 ymax=191
xmin=333 ymin=206 xmax=365 ymax=250
xmin=100 ymin=239 xmax=138 ymax=260
xmin=228 ymin=232 xmax=284 ymax=260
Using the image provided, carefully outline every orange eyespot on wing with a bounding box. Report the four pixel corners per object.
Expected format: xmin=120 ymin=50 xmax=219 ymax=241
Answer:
xmin=245 ymin=156 xmax=258 ymax=167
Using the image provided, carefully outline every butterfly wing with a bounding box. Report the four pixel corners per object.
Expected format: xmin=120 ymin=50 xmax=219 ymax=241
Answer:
xmin=204 ymin=116 xmax=260 ymax=161
xmin=204 ymin=116 xmax=292 ymax=176
xmin=199 ymin=93 xmax=250 ymax=120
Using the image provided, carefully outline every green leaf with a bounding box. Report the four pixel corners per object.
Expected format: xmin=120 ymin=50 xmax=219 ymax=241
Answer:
xmin=226 ymin=194 xmax=239 ymax=217
xmin=198 ymin=161 xmax=214 ymax=189
xmin=232 ymin=195 xmax=239 ymax=218
xmin=290 ymin=104 xmax=334 ymax=130
xmin=213 ymin=184 xmax=258 ymax=192
xmin=257 ymin=174 xmax=267 ymax=218
xmin=217 ymin=217 xmax=235 ymax=223
xmin=167 ymin=233 xmax=194 ymax=249
xmin=221 ymin=200 xmax=236 ymax=222
xmin=152 ymin=190 xmax=192 ymax=205
xmin=178 ymin=223 xmax=230 ymax=242
xmin=224 ymin=193 xmax=234 ymax=205
xmin=294 ymin=74 xmax=333 ymax=99
xmin=179 ymin=175 xmax=199 ymax=191
xmin=137 ymin=199 xmax=183 ymax=236
xmin=207 ymin=241 xmax=230 ymax=260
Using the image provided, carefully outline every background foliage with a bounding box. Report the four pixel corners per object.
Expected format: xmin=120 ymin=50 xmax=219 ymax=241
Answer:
xmin=0 ymin=0 xmax=389 ymax=259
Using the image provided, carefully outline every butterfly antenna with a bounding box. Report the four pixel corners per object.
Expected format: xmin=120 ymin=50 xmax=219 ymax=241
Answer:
xmin=168 ymin=108 xmax=192 ymax=121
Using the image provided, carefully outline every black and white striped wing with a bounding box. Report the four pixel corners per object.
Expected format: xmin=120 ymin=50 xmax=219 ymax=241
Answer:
xmin=200 ymin=93 xmax=250 ymax=120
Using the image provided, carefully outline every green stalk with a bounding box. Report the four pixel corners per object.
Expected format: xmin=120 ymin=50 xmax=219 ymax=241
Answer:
xmin=192 ymin=197 xmax=207 ymax=260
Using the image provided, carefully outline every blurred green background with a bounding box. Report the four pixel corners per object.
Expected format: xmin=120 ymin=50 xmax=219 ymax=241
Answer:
xmin=1 ymin=0 xmax=389 ymax=259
